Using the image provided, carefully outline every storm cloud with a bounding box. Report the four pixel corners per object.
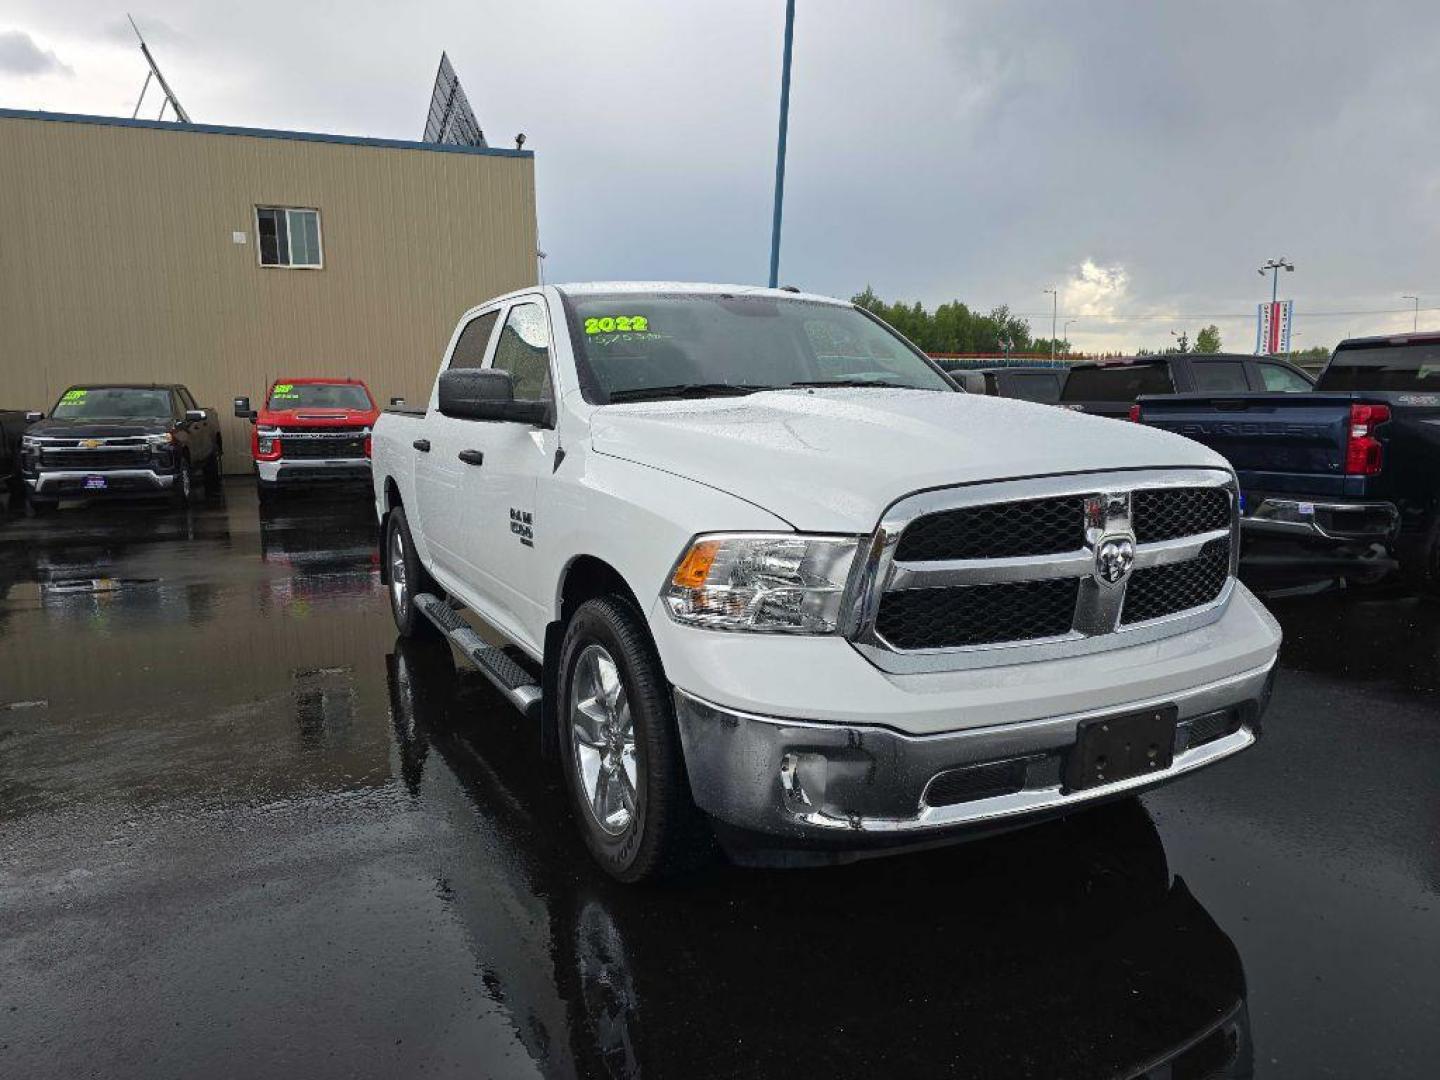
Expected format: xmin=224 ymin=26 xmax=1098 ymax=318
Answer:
xmin=2 ymin=0 xmax=1438 ymax=351
xmin=0 ymin=29 xmax=71 ymax=77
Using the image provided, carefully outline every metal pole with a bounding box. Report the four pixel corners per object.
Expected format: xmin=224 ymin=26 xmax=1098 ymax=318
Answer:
xmin=131 ymin=69 xmax=152 ymax=119
xmin=1051 ymin=290 xmax=1058 ymax=363
xmin=1403 ymin=295 xmax=1419 ymax=332
xmin=768 ymin=0 xmax=796 ymax=289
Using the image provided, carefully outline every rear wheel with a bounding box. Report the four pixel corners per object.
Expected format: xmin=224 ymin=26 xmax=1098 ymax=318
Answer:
xmin=1400 ymin=515 xmax=1440 ymax=599
xmin=385 ymin=506 xmax=440 ymax=639
xmin=28 ymin=496 xmax=56 ymax=517
xmin=557 ymin=596 xmax=712 ymax=883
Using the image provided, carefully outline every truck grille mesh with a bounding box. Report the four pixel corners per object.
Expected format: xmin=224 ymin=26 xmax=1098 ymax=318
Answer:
xmin=1132 ymin=487 xmax=1230 ymax=543
xmin=41 ymin=449 xmax=150 ymax=469
xmin=894 ymin=496 xmax=1085 ymax=561
xmin=1121 ymin=538 xmax=1231 ymax=625
xmin=282 ymin=436 xmax=367 ymax=459
xmin=876 ymin=579 xmax=1079 ymax=649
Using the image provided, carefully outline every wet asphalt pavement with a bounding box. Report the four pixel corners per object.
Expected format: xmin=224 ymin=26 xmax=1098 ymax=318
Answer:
xmin=1 ymin=481 xmax=1436 ymax=1079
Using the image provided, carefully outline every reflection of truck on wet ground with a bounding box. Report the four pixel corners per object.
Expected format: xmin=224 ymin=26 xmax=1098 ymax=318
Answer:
xmin=1134 ymin=333 xmax=1440 ymax=595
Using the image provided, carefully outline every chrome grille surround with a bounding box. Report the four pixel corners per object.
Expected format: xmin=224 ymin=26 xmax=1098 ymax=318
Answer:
xmin=843 ymin=468 xmax=1239 ymax=674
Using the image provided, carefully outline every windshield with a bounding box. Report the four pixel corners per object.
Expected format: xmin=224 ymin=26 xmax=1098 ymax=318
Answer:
xmin=566 ymin=293 xmax=953 ymax=401
xmin=1061 ymin=363 xmax=1173 ymax=402
xmin=51 ymin=387 xmax=173 ymax=420
xmin=267 ymin=383 xmax=374 ymax=410
xmin=1317 ymin=343 xmax=1440 ymax=392
xmin=1008 ymin=372 xmax=1064 ymax=403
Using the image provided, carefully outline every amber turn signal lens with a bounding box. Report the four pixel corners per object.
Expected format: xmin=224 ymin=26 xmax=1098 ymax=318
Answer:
xmin=672 ymin=540 xmax=721 ymax=589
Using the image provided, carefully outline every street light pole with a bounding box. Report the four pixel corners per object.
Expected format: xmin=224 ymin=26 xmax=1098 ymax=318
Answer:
xmin=1402 ymin=295 xmax=1419 ymax=332
xmin=1043 ymin=288 xmax=1057 ymax=362
xmin=1063 ymin=318 xmax=1077 ymax=356
xmin=1257 ymin=257 xmax=1294 ymax=354
xmin=768 ymin=0 xmax=796 ymax=289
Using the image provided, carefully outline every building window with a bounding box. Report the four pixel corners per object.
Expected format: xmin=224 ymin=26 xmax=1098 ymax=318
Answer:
xmin=256 ymin=207 xmax=323 ymax=268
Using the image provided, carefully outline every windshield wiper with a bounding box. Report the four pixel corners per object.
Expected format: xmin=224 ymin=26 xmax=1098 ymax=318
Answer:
xmin=785 ymin=379 xmax=916 ymax=390
xmin=606 ymin=383 xmax=769 ymax=403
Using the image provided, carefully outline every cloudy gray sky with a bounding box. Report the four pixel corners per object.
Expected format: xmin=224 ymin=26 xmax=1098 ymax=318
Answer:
xmin=3 ymin=0 xmax=1439 ymax=353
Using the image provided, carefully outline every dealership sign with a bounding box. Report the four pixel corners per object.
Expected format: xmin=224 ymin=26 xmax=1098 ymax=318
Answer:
xmin=1256 ymin=300 xmax=1293 ymax=355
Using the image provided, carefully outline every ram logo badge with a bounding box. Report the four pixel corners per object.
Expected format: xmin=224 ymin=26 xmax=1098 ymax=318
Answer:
xmin=509 ymin=508 xmax=534 ymax=548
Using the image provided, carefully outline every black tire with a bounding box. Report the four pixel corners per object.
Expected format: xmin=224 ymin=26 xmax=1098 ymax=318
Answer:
xmin=202 ymin=445 xmax=223 ymax=494
xmin=257 ymin=478 xmax=279 ymax=503
xmin=28 ymin=496 xmax=57 ymax=517
xmin=385 ymin=506 xmax=441 ymax=639
xmin=1399 ymin=515 xmax=1440 ymax=599
xmin=556 ymin=596 xmax=712 ymax=883
xmin=172 ymin=455 xmax=194 ymax=506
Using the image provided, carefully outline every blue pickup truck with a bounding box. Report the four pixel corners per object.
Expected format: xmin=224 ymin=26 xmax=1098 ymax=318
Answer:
xmin=1133 ymin=332 xmax=1440 ymax=595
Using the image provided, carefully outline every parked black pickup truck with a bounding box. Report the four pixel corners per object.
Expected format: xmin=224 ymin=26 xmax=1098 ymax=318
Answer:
xmin=20 ymin=384 xmax=223 ymax=512
xmin=1062 ymin=353 xmax=1314 ymax=419
xmin=1 ymin=407 xmax=37 ymax=504
xmin=1134 ymin=333 xmax=1440 ymax=594
xmin=936 ymin=364 xmax=1067 ymax=404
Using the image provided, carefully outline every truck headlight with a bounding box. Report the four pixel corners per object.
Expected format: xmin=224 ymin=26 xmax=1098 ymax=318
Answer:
xmin=256 ymin=427 xmax=280 ymax=455
xmin=144 ymin=432 xmax=175 ymax=446
xmin=664 ymin=534 xmax=861 ymax=634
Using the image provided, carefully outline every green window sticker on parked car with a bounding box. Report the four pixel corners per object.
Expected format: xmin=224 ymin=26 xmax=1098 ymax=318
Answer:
xmin=584 ymin=316 xmax=649 ymax=334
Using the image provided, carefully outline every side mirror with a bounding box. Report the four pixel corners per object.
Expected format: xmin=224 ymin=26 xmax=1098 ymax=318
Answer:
xmin=389 ymin=396 xmax=406 ymax=407
xmin=24 ymin=411 xmax=44 ymax=423
xmin=437 ymin=369 xmax=549 ymax=425
xmin=184 ymin=409 xmax=208 ymax=423
xmin=233 ymin=396 xmax=256 ymax=421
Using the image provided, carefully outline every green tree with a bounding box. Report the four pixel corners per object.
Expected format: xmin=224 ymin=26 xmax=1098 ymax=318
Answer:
xmin=1194 ymin=325 xmax=1222 ymax=353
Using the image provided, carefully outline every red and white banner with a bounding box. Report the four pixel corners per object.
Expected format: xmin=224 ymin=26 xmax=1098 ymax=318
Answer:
xmin=1256 ymin=300 xmax=1293 ymax=355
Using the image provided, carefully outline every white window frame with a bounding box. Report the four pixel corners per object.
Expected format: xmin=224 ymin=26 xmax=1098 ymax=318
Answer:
xmin=254 ymin=206 xmax=325 ymax=270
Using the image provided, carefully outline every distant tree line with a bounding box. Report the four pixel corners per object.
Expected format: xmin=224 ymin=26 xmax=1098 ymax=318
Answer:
xmin=854 ymin=288 xmax=1334 ymax=361
xmin=852 ymin=286 xmax=1067 ymax=357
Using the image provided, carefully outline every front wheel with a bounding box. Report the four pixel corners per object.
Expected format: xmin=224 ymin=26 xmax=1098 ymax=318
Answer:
xmin=202 ymin=446 xmax=223 ymax=494
xmin=557 ymin=596 xmax=712 ymax=883
xmin=385 ymin=506 xmax=440 ymax=639
xmin=171 ymin=456 xmax=193 ymax=506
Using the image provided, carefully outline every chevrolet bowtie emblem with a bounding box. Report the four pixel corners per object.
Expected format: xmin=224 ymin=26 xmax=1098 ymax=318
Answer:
xmin=80 ymin=439 xmax=102 ymax=449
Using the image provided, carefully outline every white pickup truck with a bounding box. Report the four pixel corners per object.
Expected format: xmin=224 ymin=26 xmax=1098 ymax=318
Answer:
xmin=372 ymin=283 xmax=1281 ymax=882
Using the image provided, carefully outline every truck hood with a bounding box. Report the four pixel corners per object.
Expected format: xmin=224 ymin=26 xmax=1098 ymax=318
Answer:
xmin=589 ymin=388 xmax=1231 ymax=533
xmin=26 ymin=417 xmax=173 ymax=439
xmin=257 ymin=407 xmax=378 ymax=428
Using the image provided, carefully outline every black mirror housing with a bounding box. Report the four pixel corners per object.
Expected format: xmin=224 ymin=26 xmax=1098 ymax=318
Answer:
xmin=25 ymin=411 xmax=44 ymax=423
xmin=184 ymin=409 xmax=208 ymax=423
xmin=438 ymin=369 xmax=550 ymax=426
xmin=389 ymin=396 xmax=406 ymax=407
xmin=233 ymin=397 xmax=256 ymax=421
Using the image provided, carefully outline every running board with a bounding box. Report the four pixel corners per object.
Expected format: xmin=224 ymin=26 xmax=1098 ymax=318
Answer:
xmin=414 ymin=592 xmax=543 ymax=721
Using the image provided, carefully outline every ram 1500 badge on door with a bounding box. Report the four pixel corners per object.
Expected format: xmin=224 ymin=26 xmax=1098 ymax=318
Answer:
xmin=371 ymin=284 xmax=1282 ymax=882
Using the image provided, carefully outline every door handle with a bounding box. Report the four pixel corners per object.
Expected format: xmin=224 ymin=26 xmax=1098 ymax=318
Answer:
xmin=458 ymin=449 xmax=485 ymax=467
xmin=412 ymin=439 xmax=431 ymax=452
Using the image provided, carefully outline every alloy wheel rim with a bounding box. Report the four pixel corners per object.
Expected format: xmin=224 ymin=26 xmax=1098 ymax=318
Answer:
xmin=389 ymin=526 xmax=408 ymax=615
xmin=569 ymin=643 xmax=638 ymax=836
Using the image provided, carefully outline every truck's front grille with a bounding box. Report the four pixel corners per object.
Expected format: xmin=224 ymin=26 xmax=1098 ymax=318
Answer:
xmin=857 ymin=471 xmax=1236 ymax=664
xmin=41 ymin=448 xmax=151 ymax=469
xmin=1132 ymin=487 xmax=1230 ymax=543
xmin=895 ymin=496 xmax=1085 ymax=561
xmin=876 ymin=579 xmax=1079 ymax=649
xmin=282 ymin=436 xmax=367 ymax=459
xmin=1121 ymin=538 xmax=1231 ymax=625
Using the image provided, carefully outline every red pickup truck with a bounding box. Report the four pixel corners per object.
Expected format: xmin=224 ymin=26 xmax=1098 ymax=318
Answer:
xmin=233 ymin=378 xmax=380 ymax=494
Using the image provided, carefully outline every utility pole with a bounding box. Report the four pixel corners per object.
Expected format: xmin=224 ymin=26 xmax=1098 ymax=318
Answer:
xmin=1063 ymin=319 xmax=1077 ymax=357
xmin=768 ymin=0 xmax=796 ymax=289
xmin=1043 ymin=288 xmax=1057 ymax=362
xmin=1402 ymin=295 xmax=1419 ymax=332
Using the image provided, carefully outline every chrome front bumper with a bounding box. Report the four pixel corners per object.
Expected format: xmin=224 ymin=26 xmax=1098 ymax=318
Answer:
xmin=26 ymin=469 xmax=175 ymax=494
xmin=674 ymin=660 xmax=1274 ymax=843
xmin=1243 ymin=497 xmax=1399 ymax=542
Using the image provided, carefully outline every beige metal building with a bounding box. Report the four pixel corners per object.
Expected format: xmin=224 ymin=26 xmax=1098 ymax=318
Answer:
xmin=0 ymin=108 xmax=537 ymax=472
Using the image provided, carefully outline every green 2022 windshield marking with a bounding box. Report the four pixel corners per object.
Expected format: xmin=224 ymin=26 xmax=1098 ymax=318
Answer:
xmin=62 ymin=389 xmax=87 ymax=402
xmin=584 ymin=316 xmax=649 ymax=335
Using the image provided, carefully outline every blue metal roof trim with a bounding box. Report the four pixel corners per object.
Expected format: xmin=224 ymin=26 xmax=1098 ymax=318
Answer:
xmin=0 ymin=107 xmax=533 ymax=158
